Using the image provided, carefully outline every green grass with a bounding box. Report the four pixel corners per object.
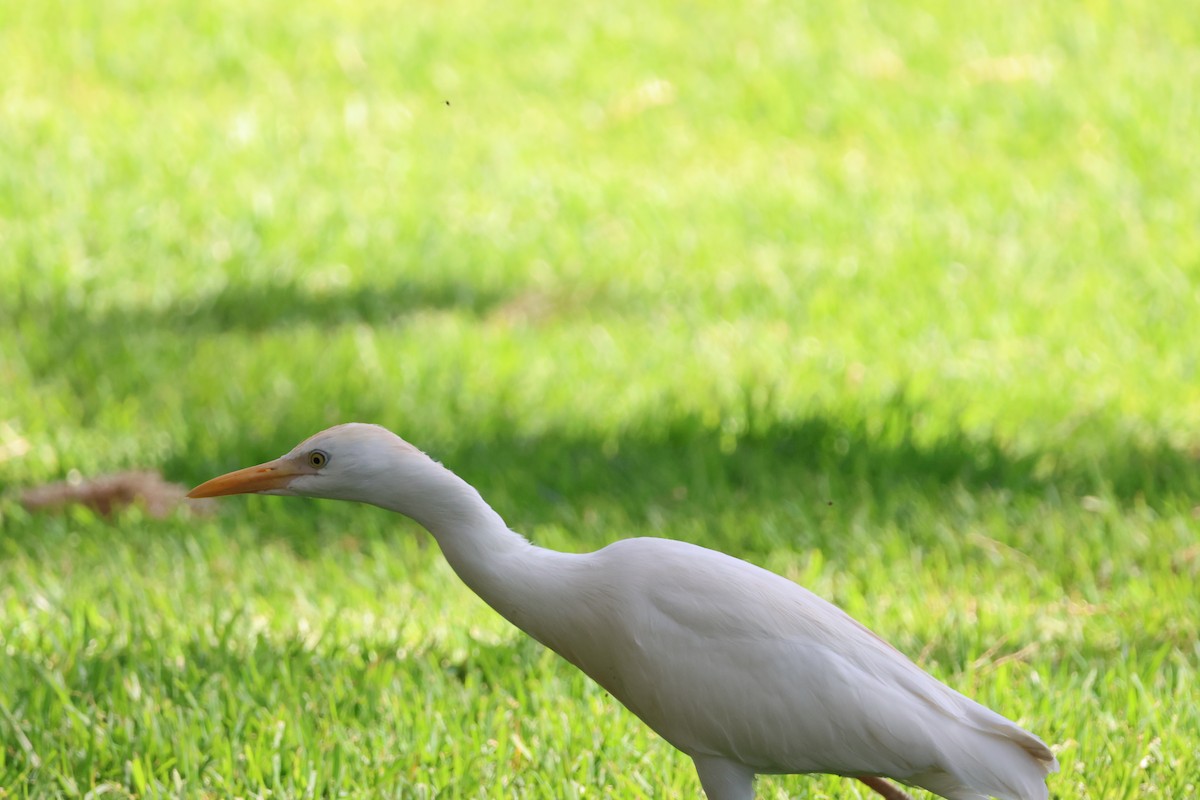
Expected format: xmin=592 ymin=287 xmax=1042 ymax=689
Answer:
xmin=2 ymin=0 xmax=1198 ymax=796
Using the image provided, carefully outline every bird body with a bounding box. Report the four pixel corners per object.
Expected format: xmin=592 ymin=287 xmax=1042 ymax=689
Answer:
xmin=189 ymin=423 xmax=1057 ymax=800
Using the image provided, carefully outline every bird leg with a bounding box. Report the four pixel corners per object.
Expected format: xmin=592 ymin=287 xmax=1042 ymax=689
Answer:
xmin=858 ymin=776 xmax=916 ymax=800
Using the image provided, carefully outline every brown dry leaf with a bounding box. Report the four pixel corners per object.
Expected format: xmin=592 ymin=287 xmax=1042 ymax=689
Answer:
xmin=20 ymin=470 xmax=213 ymax=518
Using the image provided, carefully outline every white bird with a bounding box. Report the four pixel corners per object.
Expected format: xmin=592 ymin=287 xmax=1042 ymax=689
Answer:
xmin=189 ymin=423 xmax=1058 ymax=800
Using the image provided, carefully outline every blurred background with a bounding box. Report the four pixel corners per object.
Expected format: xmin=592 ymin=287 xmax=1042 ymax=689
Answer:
xmin=1 ymin=0 xmax=1197 ymax=796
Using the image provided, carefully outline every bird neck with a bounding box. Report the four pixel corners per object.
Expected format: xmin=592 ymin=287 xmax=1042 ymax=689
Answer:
xmin=376 ymin=456 xmax=567 ymax=631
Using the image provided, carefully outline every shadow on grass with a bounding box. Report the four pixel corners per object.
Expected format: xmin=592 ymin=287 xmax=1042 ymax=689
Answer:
xmin=13 ymin=278 xmax=1196 ymax=550
xmin=162 ymin=395 xmax=1197 ymax=559
xmin=166 ymin=279 xmax=507 ymax=333
xmin=440 ymin=410 xmax=1194 ymax=550
xmin=11 ymin=276 xmax=510 ymax=398
xmin=14 ymin=277 xmax=506 ymax=339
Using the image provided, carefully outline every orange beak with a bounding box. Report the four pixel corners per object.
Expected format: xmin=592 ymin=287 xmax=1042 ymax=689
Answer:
xmin=188 ymin=458 xmax=303 ymax=498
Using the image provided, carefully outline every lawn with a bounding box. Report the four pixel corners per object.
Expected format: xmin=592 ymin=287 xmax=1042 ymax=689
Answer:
xmin=1 ymin=0 xmax=1198 ymax=797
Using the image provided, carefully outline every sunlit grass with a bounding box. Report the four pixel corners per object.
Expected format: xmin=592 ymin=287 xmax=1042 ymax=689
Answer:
xmin=2 ymin=0 xmax=1198 ymax=796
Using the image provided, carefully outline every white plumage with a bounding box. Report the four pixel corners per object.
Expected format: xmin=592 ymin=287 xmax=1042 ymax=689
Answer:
xmin=190 ymin=423 xmax=1058 ymax=800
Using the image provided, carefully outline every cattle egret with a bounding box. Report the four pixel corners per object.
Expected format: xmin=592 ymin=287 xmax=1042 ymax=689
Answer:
xmin=189 ymin=423 xmax=1058 ymax=800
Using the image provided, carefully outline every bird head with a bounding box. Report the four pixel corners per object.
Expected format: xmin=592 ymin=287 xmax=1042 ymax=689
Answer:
xmin=188 ymin=423 xmax=426 ymax=505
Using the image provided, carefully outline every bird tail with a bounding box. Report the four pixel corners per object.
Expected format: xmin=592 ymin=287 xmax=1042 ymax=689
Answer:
xmin=910 ymin=713 xmax=1059 ymax=800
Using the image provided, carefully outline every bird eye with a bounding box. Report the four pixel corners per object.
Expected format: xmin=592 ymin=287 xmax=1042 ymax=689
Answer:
xmin=308 ymin=450 xmax=329 ymax=469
